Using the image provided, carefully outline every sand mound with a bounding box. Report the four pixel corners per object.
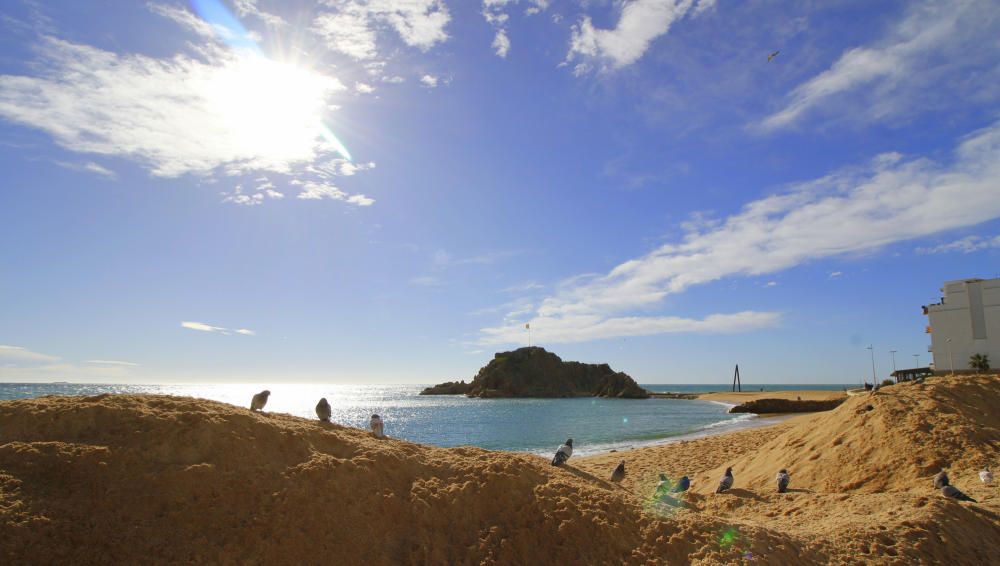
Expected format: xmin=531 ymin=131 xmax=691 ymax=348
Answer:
xmin=695 ymin=374 xmax=1000 ymax=494
xmin=578 ymin=374 xmax=1000 ymax=564
xmin=0 ymin=394 xmax=804 ymax=565
xmin=2 ymin=375 xmax=998 ymax=564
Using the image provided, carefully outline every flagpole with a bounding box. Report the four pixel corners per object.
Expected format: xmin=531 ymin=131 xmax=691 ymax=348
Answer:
xmin=526 ymin=323 xmax=531 ymax=347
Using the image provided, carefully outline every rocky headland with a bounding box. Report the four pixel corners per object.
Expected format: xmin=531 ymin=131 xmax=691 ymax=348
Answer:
xmin=421 ymin=347 xmax=649 ymax=398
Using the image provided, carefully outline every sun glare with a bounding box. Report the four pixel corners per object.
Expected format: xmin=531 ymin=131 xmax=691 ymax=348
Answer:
xmin=204 ymin=55 xmax=350 ymax=165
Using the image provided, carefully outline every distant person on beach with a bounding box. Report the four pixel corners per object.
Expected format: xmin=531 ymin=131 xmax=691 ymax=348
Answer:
xmin=250 ymin=390 xmax=270 ymax=412
xmin=370 ymin=414 xmax=385 ymax=438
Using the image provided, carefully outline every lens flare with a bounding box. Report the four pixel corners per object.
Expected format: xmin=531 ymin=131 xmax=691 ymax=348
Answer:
xmin=191 ymin=0 xmax=352 ymax=162
xmin=719 ymin=526 xmax=739 ymax=547
xmin=644 ymin=474 xmax=686 ymax=517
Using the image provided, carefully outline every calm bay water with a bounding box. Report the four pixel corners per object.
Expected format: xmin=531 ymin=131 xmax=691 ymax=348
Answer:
xmin=0 ymin=382 xmax=849 ymax=456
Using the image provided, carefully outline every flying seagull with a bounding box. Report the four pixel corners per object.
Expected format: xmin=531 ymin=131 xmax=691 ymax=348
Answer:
xmin=552 ymin=438 xmax=573 ymax=466
xmin=767 ymin=50 xmax=780 ymax=62
xmin=716 ymin=467 xmax=734 ymax=493
xmin=611 ymin=460 xmax=626 ymax=482
xmin=981 ymin=467 xmax=994 ymax=484
xmin=776 ymin=469 xmax=791 ymax=493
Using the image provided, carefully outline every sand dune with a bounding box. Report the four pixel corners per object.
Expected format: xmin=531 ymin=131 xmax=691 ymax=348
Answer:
xmin=1 ymin=374 xmax=999 ymax=564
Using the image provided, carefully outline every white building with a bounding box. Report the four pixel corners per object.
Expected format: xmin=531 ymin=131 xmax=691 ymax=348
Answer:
xmin=924 ymin=278 xmax=1000 ymax=372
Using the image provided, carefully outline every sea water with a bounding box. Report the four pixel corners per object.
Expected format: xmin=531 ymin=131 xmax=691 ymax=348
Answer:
xmin=0 ymin=383 xmax=849 ymax=456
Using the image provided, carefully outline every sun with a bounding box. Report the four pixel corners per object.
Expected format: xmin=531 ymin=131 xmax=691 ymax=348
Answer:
xmin=203 ymin=54 xmax=351 ymax=166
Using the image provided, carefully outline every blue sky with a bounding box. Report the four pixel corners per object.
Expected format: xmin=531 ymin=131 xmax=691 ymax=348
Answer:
xmin=1 ymin=0 xmax=999 ymax=384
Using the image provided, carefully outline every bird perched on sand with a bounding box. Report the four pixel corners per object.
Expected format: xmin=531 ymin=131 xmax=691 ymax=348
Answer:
xmin=716 ymin=467 xmax=734 ymax=493
xmin=370 ymin=414 xmax=385 ymax=438
xmin=933 ymin=470 xmax=949 ymax=490
xmin=776 ymin=469 xmax=791 ymax=493
xmin=315 ymin=398 xmax=331 ymax=422
xmin=611 ymin=460 xmax=626 ymax=482
xmin=250 ymin=390 xmax=270 ymax=412
xmin=551 ymin=439 xmax=573 ymax=466
xmin=981 ymin=467 xmax=994 ymax=484
xmin=767 ymin=50 xmax=780 ymax=62
xmin=672 ymin=475 xmax=690 ymax=493
xmin=941 ymin=485 xmax=977 ymax=502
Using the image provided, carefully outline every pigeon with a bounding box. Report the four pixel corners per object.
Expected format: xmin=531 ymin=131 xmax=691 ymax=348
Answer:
xmin=767 ymin=50 xmax=780 ymax=62
xmin=933 ymin=470 xmax=949 ymax=489
xmin=315 ymin=398 xmax=331 ymax=422
xmin=551 ymin=438 xmax=573 ymax=466
xmin=672 ymin=475 xmax=690 ymax=493
xmin=250 ymin=390 xmax=270 ymax=412
xmin=776 ymin=469 xmax=790 ymax=493
xmin=370 ymin=414 xmax=385 ymax=438
xmin=716 ymin=467 xmax=734 ymax=493
xmin=980 ymin=467 xmax=994 ymax=484
xmin=610 ymin=460 xmax=626 ymax=482
xmin=942 ymin=485 xmax=977 ymax=502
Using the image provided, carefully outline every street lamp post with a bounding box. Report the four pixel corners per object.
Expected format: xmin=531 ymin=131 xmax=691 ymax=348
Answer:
xmin=889 ymin=350 xmax=897 ymax=382
xmin=913 ymin=353 xmax=920 ymax=367
xmin=867 ymin=345 xmax=877 ymax=384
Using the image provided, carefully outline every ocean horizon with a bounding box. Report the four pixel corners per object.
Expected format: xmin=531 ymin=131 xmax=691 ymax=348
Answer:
xmin=0 ymin=382 xmax=848 ymax=456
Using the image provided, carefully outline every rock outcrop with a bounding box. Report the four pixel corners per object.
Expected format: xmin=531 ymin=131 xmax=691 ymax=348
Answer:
xmin=425 ymin=347 xmax=649 ymax=398
xmin=728 ymin=398 xmax=846 ymax=414
xmin=419 ymin=381 xmax=472 ymax=395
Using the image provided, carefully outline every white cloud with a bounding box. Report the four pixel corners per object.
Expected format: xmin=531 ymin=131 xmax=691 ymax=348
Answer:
xmin=86 ymin=359 xmax=139 ymax=366
xmin=0 ymin=345 xmax=60 ymax=363
xmin=355 ymin=81 xmax=375 ymax=94
xmin=0 ymin=37 xmax=346 ymax=178
xmin=313 ymin=0 xmax=450 ymax=61
xmin=147 ymin=3 xmax=217 ymax=39
xmin=481 ymin=311 xmax=780 ymax=345
xmin=222 ymin=179 xmax=284 ymax=206
xmin=917 ymin=235 xmax=1000 ymax=254
xmin=482 ymin=120 xmax=1000 ymax=344
xmin=764 ymin=281 xmax=778 ymax=287
xmin=482 ymin=1 xmax=547 ymax=58
xmin=759 ymin=0 xmax=999 ymax=132
xmin=420 ymin=74 xmax=438 ymax=88
xmin=181 ymin=321 xmax=228 ymax=333
xmin=55 ymin=160 xmax=116 ymax=179
xmin=235 ymin=328 xmax=256 ymax=336
xmin=313 ymin=11 xmax=379 ymax=60
xmin=492 ymin=29 xmax=511 ymax=58
xmin=829 ymin=271 xmax=843 ymax=279
xmin=295 ymin=180 xmax=374 ymax=205
xmin=382 ymin=75 xmax=405 ymax=83
xmin=566 ymin=0 xmax=714 ymax=73
xmin=232 ymin=0 xmax=288 ymax=27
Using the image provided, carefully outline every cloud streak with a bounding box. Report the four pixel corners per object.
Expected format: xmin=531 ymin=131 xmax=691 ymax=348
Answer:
xmin=180 ymin=321 xmax=255 ymax=335
xmin=482 ymin=119 xmax=1000 ymax=344
xmin=566 ymin=0 xmax=715 ymax=74
xmin=759 ymin=0 xmax=1000 ymax=132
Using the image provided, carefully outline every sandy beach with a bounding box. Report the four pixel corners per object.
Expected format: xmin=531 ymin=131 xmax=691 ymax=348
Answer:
xmin=696 ymin=389 xmax=848 ymax=404
xmin=1 ymin=375 xmax=998 ymax=564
